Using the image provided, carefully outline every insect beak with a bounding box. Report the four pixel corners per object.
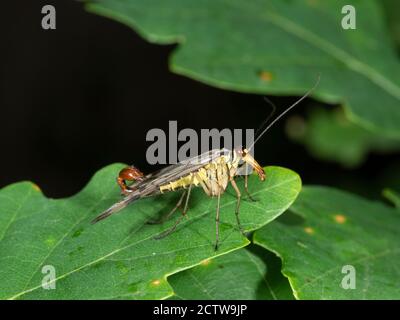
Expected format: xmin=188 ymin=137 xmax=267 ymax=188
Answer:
xmin=242 ymin=154 xmax=266 ymax=181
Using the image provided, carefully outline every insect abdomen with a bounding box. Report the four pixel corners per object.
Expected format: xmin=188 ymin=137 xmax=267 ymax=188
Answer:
xmin=159 ymin=171 xmax=202 ymax=193
xmin=158 ymin=155 xmax=236 ymax=196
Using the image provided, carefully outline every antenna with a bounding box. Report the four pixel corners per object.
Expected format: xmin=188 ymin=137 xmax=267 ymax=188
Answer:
xmin=247 ymin=74 xmax=321 ymax=152
xmin=253 ymin=96 xmax=277 ymax=138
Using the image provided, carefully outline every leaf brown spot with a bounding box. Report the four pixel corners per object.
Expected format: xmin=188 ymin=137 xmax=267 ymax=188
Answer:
xmin=259 ymin=71 xmax=273 ymax=82
xmin=304 ymin=227 xmax=314 ymax=235
xmin=334 ymin=214 xmax=347 ymax=224
xmin=151 ymin=279 xmax=161 ymax=286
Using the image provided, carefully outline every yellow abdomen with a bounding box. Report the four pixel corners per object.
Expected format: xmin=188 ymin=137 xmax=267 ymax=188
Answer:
xmin=158 ymin=155 xmax=239 ymax=196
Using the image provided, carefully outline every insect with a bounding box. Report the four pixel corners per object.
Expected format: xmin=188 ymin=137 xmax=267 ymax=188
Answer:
xmin=92 ymin=76 xmax=320 ymax=250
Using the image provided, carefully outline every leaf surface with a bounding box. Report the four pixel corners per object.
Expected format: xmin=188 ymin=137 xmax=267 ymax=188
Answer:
xmin=383 ymin=188 xmax=400 ymax=209
xmin=0 ymin=164 xmax=300 ymax=299
xmin=286 ymin=107 xmax=400 ymax=168
xmin=254 ymin=186 xmax=400 ymax=299
xmin=86 ymin=0 xmax=400 ymax=137
xmin=168 ymin=246 xmax=294 ymax=300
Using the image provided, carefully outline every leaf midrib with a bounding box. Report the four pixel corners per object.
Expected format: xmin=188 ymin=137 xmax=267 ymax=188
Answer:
xmin=264 ymin=9 xmax=400 ymax=99
xmin=208 ymin=0 xmax=400 ymax=100
xmin=8 ymin=173 xmax=298 ymax=300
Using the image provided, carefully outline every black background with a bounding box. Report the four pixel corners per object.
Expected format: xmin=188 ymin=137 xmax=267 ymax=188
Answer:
xmin=0 ymin=0 xmax=398 ymax=199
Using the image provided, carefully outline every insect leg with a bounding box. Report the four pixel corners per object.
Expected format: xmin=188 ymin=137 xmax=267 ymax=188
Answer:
xmin=230 ymin=178 xmax=245 ymax=235
xmin=214 ymin=192 xmax=221 ymax=251
xmin=154 ymin=176 xmax=194 ymax=240
xmin=244 ymin=174 xmax=257 ymax=202
xmin=147 ymin=190 xmax=187 ymax=224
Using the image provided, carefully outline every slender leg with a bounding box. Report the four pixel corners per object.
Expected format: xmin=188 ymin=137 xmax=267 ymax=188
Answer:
xmin=147 ymin=190 xmax=187 ymax=224
xmin=154 ymin=177 xmax=194 ymax=240
xmin=182 ymin=181 xmax=192 ymax=214
xmin=230 ymin=179 xmax=245 ymax=235
xmin=244 ymin=174 xmax=257 ymax=202
xmin=214 ymin=192 xmax=221 ymax=251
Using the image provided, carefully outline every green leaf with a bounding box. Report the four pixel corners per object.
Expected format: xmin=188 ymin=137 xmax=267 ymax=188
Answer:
xmin=382 ymin=0 xmax=400 ymax=47
xmin=85 ymin=0 xmax=400 ymax=137
xmin=168 ymin=246 xmax=294 ymax=300
xmin=383 ymin=188 xmax=400 ymax=209
xmin=286 ymin=107 xmax=400 ymax=168
xmin=0 ymin=164 xmax=300 ymax=300
xmin=254 ymin=186 xmax=400 ymax=299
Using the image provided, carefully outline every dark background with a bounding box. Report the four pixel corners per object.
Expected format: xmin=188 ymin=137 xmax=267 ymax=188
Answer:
xmin=0 ymin=0 xmax=398 ymax=199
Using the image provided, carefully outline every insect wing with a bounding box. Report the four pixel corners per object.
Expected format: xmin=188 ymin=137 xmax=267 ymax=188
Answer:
xmin=137 ymin=149 xmax=230 ymax=195
xmin=92 ymin=149 xmax=231 ymax=223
